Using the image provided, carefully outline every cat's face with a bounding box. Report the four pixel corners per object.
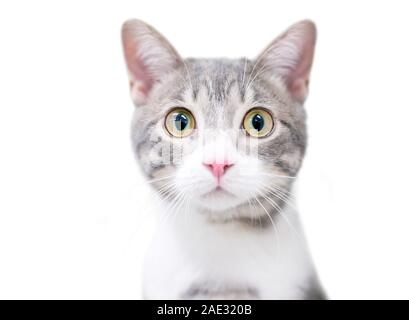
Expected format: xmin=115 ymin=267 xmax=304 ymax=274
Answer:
xmin=122 ymin=20 xmax=316 ymax=220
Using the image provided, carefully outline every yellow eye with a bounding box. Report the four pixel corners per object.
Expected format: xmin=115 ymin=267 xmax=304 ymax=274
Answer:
xmin=165 ymin=108 xmax=195 ymax=138
xmin=243 ymin=108 xmax=274 ymax=138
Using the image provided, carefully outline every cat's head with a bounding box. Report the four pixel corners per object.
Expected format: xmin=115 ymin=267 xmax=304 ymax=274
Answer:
xmin=122 ymin=19 xmax=316 ymax=222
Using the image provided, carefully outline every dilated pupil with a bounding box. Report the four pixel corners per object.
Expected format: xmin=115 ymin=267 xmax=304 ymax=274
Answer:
xmin=252 ymin=114 xmax=264 ymax=131
xmin=175 ymin=113 xmax=189 ymax=131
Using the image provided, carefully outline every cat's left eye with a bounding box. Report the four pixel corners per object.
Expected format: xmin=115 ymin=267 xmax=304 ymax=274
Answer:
xmin=165 ymin=108 xmax=195 ymax=138
xmin=243 ymin=108 xmax=274 ymax=138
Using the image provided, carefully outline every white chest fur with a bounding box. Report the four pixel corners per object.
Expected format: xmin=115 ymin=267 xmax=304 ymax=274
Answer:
xmin=143 ymin=203 xmax=317 ymax=299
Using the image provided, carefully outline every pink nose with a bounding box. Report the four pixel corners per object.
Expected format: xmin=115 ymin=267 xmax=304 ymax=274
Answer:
xmin=203 ymin=161 xmax=233 ymax=180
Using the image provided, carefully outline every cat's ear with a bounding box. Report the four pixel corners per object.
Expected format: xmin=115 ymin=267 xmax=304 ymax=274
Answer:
xmin=256 ymin=20 xmax=317 ymax=103
xmin=122 ymin=19 xmax=182 ymax=105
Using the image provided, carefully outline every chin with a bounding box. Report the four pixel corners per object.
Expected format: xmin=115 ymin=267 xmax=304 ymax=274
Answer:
xmin=193 ymin=188 xmax=246 ymax=212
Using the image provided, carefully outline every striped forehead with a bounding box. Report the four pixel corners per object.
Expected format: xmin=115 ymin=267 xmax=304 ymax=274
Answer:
xmin=182 ymin=59 xmax=248 ymax=129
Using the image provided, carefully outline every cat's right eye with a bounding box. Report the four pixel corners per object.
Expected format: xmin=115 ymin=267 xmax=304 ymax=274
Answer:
xmin=165 ymin=108 xmax=195 ymax=138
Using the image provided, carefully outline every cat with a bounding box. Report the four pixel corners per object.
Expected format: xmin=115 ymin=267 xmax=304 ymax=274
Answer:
xmin=121 ymin=19 xmax=326 ymax=300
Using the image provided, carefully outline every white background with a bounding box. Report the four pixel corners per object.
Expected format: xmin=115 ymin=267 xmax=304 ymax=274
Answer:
xmin=1 ymin=0 xmax=408 ymax=299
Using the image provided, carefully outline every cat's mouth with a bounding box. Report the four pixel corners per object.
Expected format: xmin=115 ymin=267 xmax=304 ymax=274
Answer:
xmin=201 ymin=186 xmax=235 ymax=199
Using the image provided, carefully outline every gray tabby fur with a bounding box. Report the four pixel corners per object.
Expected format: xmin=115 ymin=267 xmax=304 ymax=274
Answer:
xmin=122 ymin=19 xmax=326 ymax=300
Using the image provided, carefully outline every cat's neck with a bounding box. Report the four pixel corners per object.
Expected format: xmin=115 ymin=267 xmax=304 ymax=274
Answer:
xmin=154 ymin=198 xmax=301 ymax=236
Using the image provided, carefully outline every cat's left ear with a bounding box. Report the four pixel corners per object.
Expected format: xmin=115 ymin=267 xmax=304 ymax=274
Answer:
xmin=122 ymin=19 xmax=183 ymax=105
xmin=256 ymin=20 xmax=317 ymax=103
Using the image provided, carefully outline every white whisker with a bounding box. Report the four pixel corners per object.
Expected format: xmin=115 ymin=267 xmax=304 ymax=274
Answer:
xmin=254 ymin=197 xmax=280 ymax=259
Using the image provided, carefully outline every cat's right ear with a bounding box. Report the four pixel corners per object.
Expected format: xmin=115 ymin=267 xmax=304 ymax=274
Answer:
xmin=121 ymin=19 xmax=182 ymax=106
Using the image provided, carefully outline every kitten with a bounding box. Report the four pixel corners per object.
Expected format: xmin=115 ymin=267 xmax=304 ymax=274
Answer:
xmin=121 ymin=19 xmax=325 ymax=299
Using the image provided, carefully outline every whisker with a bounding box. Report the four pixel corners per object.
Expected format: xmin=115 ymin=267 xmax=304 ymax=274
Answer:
xmin=257 ymin=191 xmax=303 ymax=241
xmin=244 ymin=64 xmax=270 ymax=93
xmin=146 ymin=175 xmax=176 ymax=184
xmin=260 ymin=183 xmax=296 ymax=208
xmin=158 ymin=188 xmax=185 ymax=226
xmin=260 ymin=172 xmax=297 ymax=179
xmin=241 ymin=58 xmax=248 ymax=91
xmin=254 ymin=197 xmax=280 ymax=259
